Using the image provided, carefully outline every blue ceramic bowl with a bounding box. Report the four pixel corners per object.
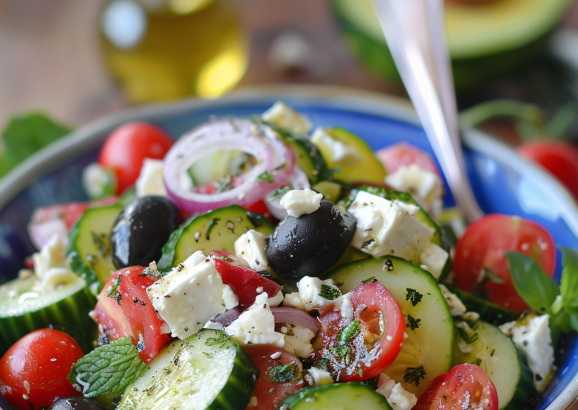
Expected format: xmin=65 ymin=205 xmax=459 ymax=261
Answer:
xmin=0 ymin=85 xmax=577 ymax=409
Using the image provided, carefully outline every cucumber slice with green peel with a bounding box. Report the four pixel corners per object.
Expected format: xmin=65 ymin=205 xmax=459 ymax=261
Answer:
xmin=446 ymin=285 xmax=519 ymax=325
xmin=312 ymin=180 xmax=342 ymax=203
xmin=281 ymin=383 xmax=393 ymax=410
xmin=322 ymin=256 xmax=454 ymax=397
xmin=158 ymin=205 xmax=274 ymax=272
xmin=117 ymin=330 xmax=258 ymax=410
xmin=453 ymin=320 xmax=535 ymax=410
xmin=0 ymin=275 xmax=97 ymax=354
xmin=67 ymin=204 xmax=123 ymax=294
xmin=312 ymin=127 xmax=386 ymax=185
xmin=339 ymin=185 xmax=443 ymax=247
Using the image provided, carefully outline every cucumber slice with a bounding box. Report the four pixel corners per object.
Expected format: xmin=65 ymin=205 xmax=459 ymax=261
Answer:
xmin=117 ymin=330 xmax=258 ymax=410
xmin=312 ymin=180 xmax=342 ymax=203
xmin=446 ymin=285 xmax=519 ymax=325
xmin=453 ymin=320 xmax=535 ymax=410
xmin=312 ymin=127 xmax=386 ymax=185
xmin=339 ymin=185 xmax=443 ymax=247
xmin=68 ymin=204 xmax=123 ymax=294
xmin=281 ymin=383 xmax=393 ymax=410
xmin=0 ymin=275 xmax=97 ymax=354
xmin=158 ymin=205 xmax=274 ymax=271
xmin=322 ymin=256 xmax=454 ymax=396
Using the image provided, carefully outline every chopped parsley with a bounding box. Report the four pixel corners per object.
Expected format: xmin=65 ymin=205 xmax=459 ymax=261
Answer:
xmin=268 ymin=186 xmax=291 ymax=201
xmin=319 ymin=285 xmax=342 ymax=300
xmin=268 ymin=362 xmax=301 ymax=384
xmin=205 ymin=218 xmax=221 ymax=240
xmin=456 ymin=326 xmax=479 ymax=345
xmin=405 ymin=288 xmax=423 ymax=307
xmin=205 ymin=332 xmax=230 ymax=348
xmin=403 ymin=366 xmax=426 ymax=386
xmin=338 ymin=320 xmax=360 ymax=342
xmin=406 ymin=314 xmax=421 ymax=331
xmin=257 ymin=170 xmax=275 ymax=183
xmin=362 ymin=276 xmax=376 ymax=284
xmin=139 ymin=267 xmax=162 ymax=279
xmin=106 ymin=275 xmax=122 ymax=304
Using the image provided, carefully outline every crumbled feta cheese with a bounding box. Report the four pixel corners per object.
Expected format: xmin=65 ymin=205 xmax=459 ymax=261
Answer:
xmin=283 ymin=292 xmax=305 ymax=310
xmin=348 ymin=191 xmax=435 ymax=261
xmin=385 ymin=164 xmax=443 ymax=217
xmin=262 ymin=102 xmax=312 ymax=134
xmin=32 ymin=235 xmax=77 ymax=289
xmin=307 ymin=367 xmax=334 ymax=385
xmin=82 ymin=162 xmax=113 ymax=199
xmin=438 ymin=284 xmax=467 ymax=317
xmin=222 ymin=284 xmax=239 ymax=309
xmin=203 ymin=320 xmax=225 ymax=331
xmin=418 ymin=243 xmax=448 ymax=279
xmin=225 ymin=293 xmax=285 ymax=347
xmin=283 ymin=323 xmax=315 ymax=358
xmin=146 ymin=251 xmax=236 ymax=339
xmin=455 ymin=321 xmax=476 ymax=353
xmin=296 ymin=276 xmax=340 ymax=311
xmin=280 ymin=189 xmax=323 ymax=218
xmin=311 ymin=127 xmax=361 ymax=164
xmin=135 ymin=159 xmax=166 ymax=197
xmin=334 ymin=292 xmax=353 ymax=319
xmin=270 ymin=351 xmax=282 ymax=360
xmin=234 ymin=230 xmax=272 ymax=274
xmin=376 ymin=374 xmax=417 ymax=410
xmin=268 ymin=290 xmax=284 ymax=307
xmin=500 ymin=314 xmax=554 ymax=391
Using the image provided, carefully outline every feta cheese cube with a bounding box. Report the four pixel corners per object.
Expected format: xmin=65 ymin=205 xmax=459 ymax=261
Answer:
xmin=307 ymin=367 xmax=334 ymax=385
xmin=135 ymin=159 xmax=166 ymax=197
xmin=348 ymin=191 xmax=435 ymax=261
xmin=82 ymin=162 xmax=113 ymax=200
xmin=234 ymin=230 xmax=272 ymax=274
xmin=311 ymin=127 xmax=361 ymax=164
xmin=385 ymin=164 xmax=443 ymax=217
xmin=283 ymin=292 xmax=305 ymax=310
xmin=283 ymin=323 xmax=315 ymax=358
xmin=438 ymin=284 xmax=467 ymax=317
xmin=280 ymin=189 xmax=323 ymax=218
xmin=147 ymin=251 xmax=237 ymax=339
xmin=296 ymin=276 xmax=340 ymax=311
xmin=262 ymin=101 xmax=312 ymax=134
xmin=419 ymin=243 xmax=449 ymax=279
xmin=500 ymin=314 xmax=554 ymax=391
xmin=376 ymin=374 xmax=417 ymax=410
xmin=225 ymin=292 xmax=285 ymax=347
xmin=32 ymin=234 xmax=77 ymax=289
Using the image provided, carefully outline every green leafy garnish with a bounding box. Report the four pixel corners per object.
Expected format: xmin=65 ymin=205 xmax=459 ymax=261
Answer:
xmin=257 ymin=170 xmax=275 ymax=183
xmin=205 ymin=332 xmax=230 ymax=348
xmin=338 ymin=320 xmax=360 ymax=342
xmin=205 ymin=218 xmax=221 ymax=240
xmin=483 ymin=269 xmax=506 ymax=284
xmin=406 ymin=288 xmax=423 ymax=307
xmin=268 ymin=186 xmax=291 ymax=201
xmin=406 ymin=314 xmax=421 ymax=331
xmin=68 ymin=337 xmax=147 ymax=397
xmin=0 ymin=113 xmax=72 ymax=177
xmin=362 ymin=276 xmax=376 ymax=284
xmin=456 ymin=326 xmax=479 ymax=345
xmin=106 ymin=275 xmax=122 ymax=304
xmin=319 ymin=285 xmax=342 ymax=300
xmin=268 ymin=362 xmax=301 ymax=383
xmin=403 ymin=366 xmax=426 ymax=386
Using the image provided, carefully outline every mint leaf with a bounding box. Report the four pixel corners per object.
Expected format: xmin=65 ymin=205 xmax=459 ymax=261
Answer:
xmin=559 ymin=246 xmax=578 ymax=309
xmin=506 ymin=251 xmax=559 ymax=314
xmin=68 ymin=337 xmax=147 ymax=397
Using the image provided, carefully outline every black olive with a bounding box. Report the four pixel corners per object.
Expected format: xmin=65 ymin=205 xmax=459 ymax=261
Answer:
xmin=266 ymin=200 xmax=356 ymax=279
xmin=48 ymin=397 xmax=106 ymax=410
xmin=111 ymin=196 xmax=183 ymax=269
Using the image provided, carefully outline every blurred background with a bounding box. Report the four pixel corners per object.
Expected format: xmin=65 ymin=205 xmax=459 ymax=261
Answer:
xmin=1 ymin=0 xmax=578 ymax=156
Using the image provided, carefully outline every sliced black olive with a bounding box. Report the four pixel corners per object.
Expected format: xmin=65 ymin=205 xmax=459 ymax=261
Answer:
xmin=111 ymin=196 xmax=183 ymax=269
xmin=49 ymin=397 xmax=106 ymax=410
xmin=266 ymin=200 xmax=356 ymax=279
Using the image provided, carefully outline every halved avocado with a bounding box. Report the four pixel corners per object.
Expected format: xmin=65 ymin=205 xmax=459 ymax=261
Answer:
xmin=331 ymin=0 xmax=574 ymax=90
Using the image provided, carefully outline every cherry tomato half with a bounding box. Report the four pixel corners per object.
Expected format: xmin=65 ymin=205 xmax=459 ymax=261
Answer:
xmin=454 ymin=213 xmax=556 ymax=311
xmin=99 ymin=122 xmax=173 ymax=193
xmin=93 ymin=266 xmax=172 ymax=363
xmin=211 ymin=251 xmax=282 ymax=309
xmin=314 ymin=281 xmax=405 ymax=382
xmin=414 ymin=363 xmax=499 ymax=410
xmin=377 ymin=141 xmax=442 ymax=178
xmin=243 ymin=345 xmax=305 ymax=410
xmin=0 ymin=329 xmax=84 ymax=410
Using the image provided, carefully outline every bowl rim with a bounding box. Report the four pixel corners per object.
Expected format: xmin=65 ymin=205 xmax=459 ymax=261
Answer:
xmin=0 ymin=83 xmax=577 ymax=409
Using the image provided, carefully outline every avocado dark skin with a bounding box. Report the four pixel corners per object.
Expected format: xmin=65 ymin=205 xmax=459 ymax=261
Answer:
xmin=266 ymin=200 xmax=356 ymax=279
xmin=111 ymin=196 xmax=183 ymax=269
xmin=49 ymin=397 xmax=107 ymax=410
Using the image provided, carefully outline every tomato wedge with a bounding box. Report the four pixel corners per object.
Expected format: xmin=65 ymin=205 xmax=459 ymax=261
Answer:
xmin=414 ymin=364 xmax=498 ymax=410
xmin=314 ymin=281 xmax=405 ymax=382
xmin=93 ymin=266 xmax=172 ymax=363
xmin=454 ymin=214 xmax=556 ymax=311
xmin=243 ymin=345 xmax=305 ymax=410
xmin=211 ymin=251 xmax=282 ymax=309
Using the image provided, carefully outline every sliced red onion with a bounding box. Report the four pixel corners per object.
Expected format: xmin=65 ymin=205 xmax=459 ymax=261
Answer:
xmin=264 ymin=165 xmax=311 ymax=220
xmin=211 ymin=306 xmax=243 ymax=326
xmin=271 ymin=306 xmax=321 ymax=334
xmin=29 ymin=219 xmax=69 ymax=250
xmin=163 ymin=119 xmax=295 ymax=214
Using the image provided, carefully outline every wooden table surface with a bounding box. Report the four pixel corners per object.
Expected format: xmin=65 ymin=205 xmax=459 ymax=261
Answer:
xmin=1 ymin=0 xmax=576 ymax=132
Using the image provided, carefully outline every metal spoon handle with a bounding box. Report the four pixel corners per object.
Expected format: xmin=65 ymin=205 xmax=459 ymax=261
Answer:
xmin=371 ymin=0 xmax=484 ymax=222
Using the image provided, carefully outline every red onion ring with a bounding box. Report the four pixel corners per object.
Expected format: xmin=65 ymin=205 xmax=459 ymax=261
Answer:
xmin=163 ymin=119 xmax=295 ymax=214
xmin=211 ymin=306 xmax=243 ymax=326
xmin=271 ymin=306 xmax=321 ymax=334
xmin=264 ymin=165 xmax=311 ymax=220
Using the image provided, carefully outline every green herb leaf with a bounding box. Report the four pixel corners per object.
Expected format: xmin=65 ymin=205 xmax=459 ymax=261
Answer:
xmin=506 ymin=251 xmax=559 ymax=314
xmin=106 ymin=275 xmax=122 ymax=304
xmin=456 ymin=326 xmax=479 ymax=345
xmin=68 ymin=337 xmax=147 ymax=397
xmin=205 ymin=218 xmax=220 ymax=240
xmin=403 ymin=366 xmax=426 ymax=386
xmin=205 ymin=331 xmax=230 ymax=348
xmin=319 ymin=285 xmax=342 ymax=300
xmin=559 ymin=246 xmax=578 ymax=309
xmin=338 ymin=320 xmax=360 ymax=342
xmin=246 ymin=211 xmax=267 ymax=227
xmin=405 ymin=288 xmax=423 ymax=307
xmin=406 ymin=314 xmax=421 ymax=331
xmin=484 ymin=269 xmax=506 ymax=284
xmin=268 ymin=186 xmax=291 ymax=201
xmin=362 ymin=276 xmax=376 ymax=284
xmin=268 ymin=362 xmax=300 ymax=383
xmin=257 ymin=170 xmax=275 ymax=183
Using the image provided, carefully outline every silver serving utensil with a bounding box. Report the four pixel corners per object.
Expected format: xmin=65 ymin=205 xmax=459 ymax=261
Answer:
xmin=371 ymin=0 xmax=484 ymax=222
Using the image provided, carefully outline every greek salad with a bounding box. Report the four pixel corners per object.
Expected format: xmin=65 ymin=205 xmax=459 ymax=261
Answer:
xmin=1 ymin=102 xmax=578 ymax=410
